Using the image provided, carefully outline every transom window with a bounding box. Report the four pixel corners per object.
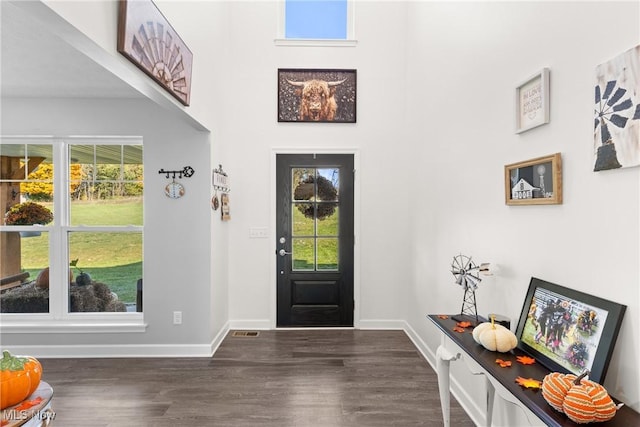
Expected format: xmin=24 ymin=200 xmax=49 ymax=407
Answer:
xmin=0 ymin=137 xmax=143 ymax=324
xmin=278 ymin=0 xmax=355 ymax=44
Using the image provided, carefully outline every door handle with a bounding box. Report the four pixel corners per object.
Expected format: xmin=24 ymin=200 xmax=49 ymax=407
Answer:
xmin=278 ymin=249 xmax=292 ymax=256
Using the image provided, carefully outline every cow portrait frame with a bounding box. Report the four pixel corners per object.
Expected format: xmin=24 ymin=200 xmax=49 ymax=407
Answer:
xmin=278 ymin=68 xmax=357 ymax=123
xmin=504 ymin=153 xmax=562 ymax=205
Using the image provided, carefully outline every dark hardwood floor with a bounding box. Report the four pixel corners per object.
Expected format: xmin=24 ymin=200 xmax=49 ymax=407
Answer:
xmin=40 ymin=330 xmax=474 ymax=426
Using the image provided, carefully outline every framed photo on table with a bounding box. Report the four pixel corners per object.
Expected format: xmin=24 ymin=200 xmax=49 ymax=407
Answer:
xmin=515 ymin=277 xmax=626 ymax=383
xmin=516 ymin=68 xmax=550 ymax=133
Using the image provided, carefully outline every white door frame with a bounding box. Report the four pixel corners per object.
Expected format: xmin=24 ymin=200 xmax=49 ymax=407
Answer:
xmin=270 ymin=148 xmax=361 ymax=328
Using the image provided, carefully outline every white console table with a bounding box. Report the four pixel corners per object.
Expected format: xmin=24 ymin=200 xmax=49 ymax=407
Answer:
xmin=429 ymin=314 xmax=640 ymax=427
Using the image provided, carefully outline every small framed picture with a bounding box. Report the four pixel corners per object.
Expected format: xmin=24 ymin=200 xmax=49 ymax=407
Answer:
xmin=515 ymin=68 xmax=550 ymax=133
xmin=278 ymin=68 xmax=357 ymax=123
xmin=515 ymin=277 xmax=626 ymax=383
xmin=504 ymin=153 xmax=562 ymax=205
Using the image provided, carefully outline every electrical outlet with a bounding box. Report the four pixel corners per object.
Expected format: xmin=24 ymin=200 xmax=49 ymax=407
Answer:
xmin=173 ymin=311 xmax=182 ymax=325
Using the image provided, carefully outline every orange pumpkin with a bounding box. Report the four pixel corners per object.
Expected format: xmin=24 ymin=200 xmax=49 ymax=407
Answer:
xmin=0 ymin=350 xmax=43 ymax=409
xmin=542 ymin=371 xmax=618 ymax=423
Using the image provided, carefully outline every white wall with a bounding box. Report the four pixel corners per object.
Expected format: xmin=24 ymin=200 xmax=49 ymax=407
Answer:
xmin=1 ymin=97 xmax=222 ymax=354
xmin=2 ymin=0 xmax=638 ymax=421
xmin=405 ymin=0 xmax=640 ymax=419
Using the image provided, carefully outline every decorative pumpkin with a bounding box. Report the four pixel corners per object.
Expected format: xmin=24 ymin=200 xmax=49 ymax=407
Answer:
xmin=0 ymin=350 xmax=42 ymax=409
xmin=542 ymin=371 xmax=619 ymax=424
xmin=472 ymin=316 xmax=518 ymax=352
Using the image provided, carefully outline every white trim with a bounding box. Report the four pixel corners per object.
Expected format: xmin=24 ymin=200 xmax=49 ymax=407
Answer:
xmin=228 ymin=319 xmax=272 ymax=330
xmin=3 ymin=322 xmax=231 ymax=358
xmin=0 ymin=313 xmax=147 ymax=334
xmin=270 ymin=148 xmax=361 ymax=329
xmin=274 ymin=39 xmax=357 ymax=47
xmin=358 ymin=319 xmax=406 ymax=330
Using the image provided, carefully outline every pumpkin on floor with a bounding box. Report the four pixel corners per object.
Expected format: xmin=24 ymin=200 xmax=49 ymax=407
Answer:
xmin=472 ymin=316 xmax=518 ymax=352
xmin=541 ymin=371 xmax=619 ymax=423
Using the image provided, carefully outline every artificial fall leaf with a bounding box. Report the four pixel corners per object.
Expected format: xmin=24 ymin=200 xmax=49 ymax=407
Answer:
xmin=14 ymin=396 xmax=44 ymax=411
xmin=456 ymin=321 xmax=472 ymax=328
xmin=452 ymin=327 xmax=466 ymax=333
xmin=516 ymin=355 xmax=536 ymax=365
xmin=495 ymin=358 xmax=512 ymax=368
xmin=438 ymin=315 xmax=449 ymax=319
xmin=515 ymin=376 xmax=542 ymax=389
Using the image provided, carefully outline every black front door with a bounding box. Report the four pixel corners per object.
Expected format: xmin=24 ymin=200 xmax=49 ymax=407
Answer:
xmin=276 ymin=154 xmax=354 ymax=327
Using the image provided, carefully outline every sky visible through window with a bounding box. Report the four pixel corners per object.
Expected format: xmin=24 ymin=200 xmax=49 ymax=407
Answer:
xmin=285 ymin=0 xmax=347 ymax=39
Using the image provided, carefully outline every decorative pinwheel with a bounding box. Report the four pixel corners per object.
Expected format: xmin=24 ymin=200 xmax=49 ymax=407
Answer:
xmin=451 ymin=254 xmax=490 ymax=324
xmin=594 ymin=79 xmax=640 ymax=171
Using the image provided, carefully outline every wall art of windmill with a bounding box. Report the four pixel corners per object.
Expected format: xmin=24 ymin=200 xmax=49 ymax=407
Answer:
xmin=594 ymin=45 xmax=640 ymax=171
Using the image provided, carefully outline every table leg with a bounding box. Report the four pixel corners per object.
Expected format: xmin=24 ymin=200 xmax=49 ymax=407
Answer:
xmin=486 ymin=376 xmax=495 ymax=427
xmin=436 ymin=344 xmax=460 ymax=427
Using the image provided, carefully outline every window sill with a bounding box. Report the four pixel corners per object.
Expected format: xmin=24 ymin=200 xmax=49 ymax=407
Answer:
xmin=274 ymin=38 xmax=357 ymax=47
xmin=0 ymin=314 xmax=147 ymax=334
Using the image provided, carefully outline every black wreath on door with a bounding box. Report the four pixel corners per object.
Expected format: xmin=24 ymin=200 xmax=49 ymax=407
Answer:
xmin=294 ymin=175 xmax=337 ymax=220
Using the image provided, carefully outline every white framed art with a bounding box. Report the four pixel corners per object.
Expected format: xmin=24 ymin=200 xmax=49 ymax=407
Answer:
xmin=516 ymin=68 xmax=550 ymax=134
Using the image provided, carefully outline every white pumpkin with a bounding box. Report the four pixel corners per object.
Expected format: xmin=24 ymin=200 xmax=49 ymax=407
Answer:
xmin=472 ymin=317 xmax=518 ymax=352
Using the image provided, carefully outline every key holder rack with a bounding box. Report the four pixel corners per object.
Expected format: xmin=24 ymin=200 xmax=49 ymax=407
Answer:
xmin=158 ymin=166 xmax=195 ymax=179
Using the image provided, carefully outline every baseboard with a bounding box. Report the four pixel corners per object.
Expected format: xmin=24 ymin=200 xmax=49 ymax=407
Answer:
xmin=227 ymin=319 xmax=272 ymax=330
xmin=403 ymin=320 xmax=486 ymax=427
xmin=357 ymin=319 xmax=406 ymax=329
xmin=6 ymin=321 xmax=231 ymax=358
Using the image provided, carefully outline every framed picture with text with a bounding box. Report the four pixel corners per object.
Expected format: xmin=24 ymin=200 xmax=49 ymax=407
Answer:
xmin=516 ymin=68 xmax=550 ymax=133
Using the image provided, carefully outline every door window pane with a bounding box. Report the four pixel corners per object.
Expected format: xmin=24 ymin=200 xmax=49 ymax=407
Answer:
xmin=317 ymin=238 xmax=338 ymax=270
xmin=0 ymin=231 xmax=50 ymax=313
xmin=292 ymin=237 xmax=315 ymax=271
xmin=292 ymin=203 xmax=314 ymax=235
xmin=68 ymin=231 xmax=142 ymax=312
xmin=316 ymin=204 xmax=338 ymax=236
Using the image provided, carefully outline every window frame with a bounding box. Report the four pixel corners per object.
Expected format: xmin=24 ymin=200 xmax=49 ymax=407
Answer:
xmin=0 ymin=136 xmax=146 ymax=333
xmin=275 ymin=0 xmax=357 ymax=47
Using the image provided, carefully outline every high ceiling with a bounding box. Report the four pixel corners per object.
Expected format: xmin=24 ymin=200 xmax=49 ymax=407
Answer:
xmin=0 ymin=2 xmax=142 ymax=99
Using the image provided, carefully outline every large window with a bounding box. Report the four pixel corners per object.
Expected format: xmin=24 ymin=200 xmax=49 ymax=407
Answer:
xmin=0 ymin=137 xmax=143 ymax=324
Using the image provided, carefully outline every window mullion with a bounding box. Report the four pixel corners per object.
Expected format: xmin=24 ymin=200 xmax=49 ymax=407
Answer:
xmin=48 ymin=140 xmax=68 ymax=319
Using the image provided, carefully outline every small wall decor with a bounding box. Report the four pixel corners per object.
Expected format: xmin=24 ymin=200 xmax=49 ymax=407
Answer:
xmin=505 ymin=153 xmax=562 ymax=205
xmin=220 ymin=193 xmax=230 ymax=221
xmin=594 ymin=45 xmax=640 ymax=171
xmin=118 ymin=0 xmax=193 ymax=106
xmin=158 ymin=166 xmax=194 ymax=199
xmin=211 ymin=165 xmax=230 ymax=211
xmin=278 ymin=68 xmax=357 ymax=123
xmin=515 ymin=68 xmax=550 ymax=133
xmin=515 ymin=277 xmax=626 ymax=384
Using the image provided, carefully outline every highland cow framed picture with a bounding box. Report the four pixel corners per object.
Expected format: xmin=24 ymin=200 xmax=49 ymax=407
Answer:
xmin=504 ymin=153 xmax=562 ymax=205
xmin=515 ymin=277 xmax=626 ymax=383
xmin=117 ymin=0 xmax=193 ymax=106
xmin=278 ymin=69 xmax=357 ymax=123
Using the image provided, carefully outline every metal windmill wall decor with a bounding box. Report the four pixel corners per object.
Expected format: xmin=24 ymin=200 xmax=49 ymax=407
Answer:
xmin=451 ymin=254 xmax=490 ymax=325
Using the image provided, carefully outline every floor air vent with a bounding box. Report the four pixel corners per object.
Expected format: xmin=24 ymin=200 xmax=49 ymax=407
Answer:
xmin=232 ymin=331 xmax=259 ymax=337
